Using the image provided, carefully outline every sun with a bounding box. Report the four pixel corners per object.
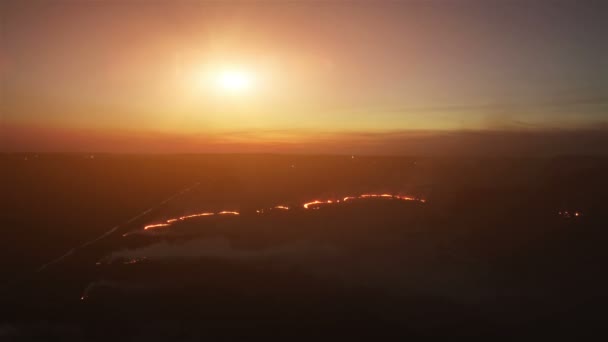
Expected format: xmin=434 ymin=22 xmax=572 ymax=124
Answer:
xmin=193 ymin=64 xmax=260 ymax=97
xmin=215 ymin=69 xmax=253 ymax=93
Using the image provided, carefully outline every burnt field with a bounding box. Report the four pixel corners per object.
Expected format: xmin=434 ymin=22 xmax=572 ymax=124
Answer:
xmin=1 ymin=154 xmax=607 ymax=339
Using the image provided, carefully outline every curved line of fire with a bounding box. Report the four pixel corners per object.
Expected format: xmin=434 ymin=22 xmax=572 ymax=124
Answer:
xmin=125 ymin=193 xmax=426 ymax=236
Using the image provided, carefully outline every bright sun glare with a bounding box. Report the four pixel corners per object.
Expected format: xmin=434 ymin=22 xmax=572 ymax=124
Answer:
xmin=216 ymin=69 xmax=253 ymax=93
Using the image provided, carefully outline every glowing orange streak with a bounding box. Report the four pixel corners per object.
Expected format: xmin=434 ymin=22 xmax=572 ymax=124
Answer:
xmin=305 ymin=194 xmax=425 ymax=209
xmin=135 ymin=194 xmax=426 ymax=234
xmin=303 ymin=200 xmax=335 ymax=209
xmin=138 ymin=212 xmax=215 ymax=233
xmin=396 ymin=195 xmax=414 ymax=200
xmin=218 ymin=211 xmax=240 ymax=215
xmin=143 ymin=223 xmax=170 ymax=230
xmin=303 ymin=200 xmax=323 ymax=209
xmin=360 ymin=194 xmax=394 ymax=199
xmin=179 ymin=212 xmax=215 ymax=220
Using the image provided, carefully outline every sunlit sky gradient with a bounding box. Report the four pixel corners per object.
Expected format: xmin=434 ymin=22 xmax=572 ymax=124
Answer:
xmin=1 ymin=0 xmax=607 ymax=153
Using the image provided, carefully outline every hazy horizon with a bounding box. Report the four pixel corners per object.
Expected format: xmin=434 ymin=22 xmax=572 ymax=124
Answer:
xmin=2 ymin=0 xmax=606 ymax=153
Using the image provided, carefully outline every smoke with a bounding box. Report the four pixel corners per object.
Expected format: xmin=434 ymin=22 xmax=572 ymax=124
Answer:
xmin=94 ymin=236 xmax=491 ymax=302
xmin=105 ymin=238 xmax=339 ymax=266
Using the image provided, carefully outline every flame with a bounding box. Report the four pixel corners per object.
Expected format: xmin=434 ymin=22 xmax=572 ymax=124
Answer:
xmin=143 ymin=223 xmax=170 ymax=230
xmin=179 ymin=212 xmax=215 ymax=220
xmin=304 ymin=193 xmax=425 ymax=209
xmin=143 ymin=212 xmax=217 ymax=231
xmin=218 ymin=211 xmax=240 ymax=215
xmin=558 ymin=210 xmax=583 ymax=219
xmin=131 ymin=193 xmax=425 ymax=234
xmin=303 ymin=200 xmax=330 ymax=209
xmin=360 ymin=193 xmax=393 ymax=198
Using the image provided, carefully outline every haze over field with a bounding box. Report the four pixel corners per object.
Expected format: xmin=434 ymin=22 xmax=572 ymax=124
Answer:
xmin=2 ymin=154 xmax=607 ymax=339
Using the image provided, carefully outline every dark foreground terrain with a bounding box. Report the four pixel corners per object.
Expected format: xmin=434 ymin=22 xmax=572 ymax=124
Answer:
xmin=1 ymin=154 xmax=607 ymax=340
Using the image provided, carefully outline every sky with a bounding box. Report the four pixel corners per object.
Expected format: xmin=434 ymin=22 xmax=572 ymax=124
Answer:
xmin=1 ymin=0 xmax=607 ymax=153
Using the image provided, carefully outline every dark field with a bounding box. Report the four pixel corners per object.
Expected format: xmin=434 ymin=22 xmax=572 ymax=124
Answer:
xmin=1 ymin=154 xmax=607 ymax=339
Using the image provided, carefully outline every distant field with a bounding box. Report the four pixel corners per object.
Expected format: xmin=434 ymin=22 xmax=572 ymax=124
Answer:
xmin=1 ymin=154 xmax=607 ymax=338
xmin=1 ymin=154 xmax=606 ymax=278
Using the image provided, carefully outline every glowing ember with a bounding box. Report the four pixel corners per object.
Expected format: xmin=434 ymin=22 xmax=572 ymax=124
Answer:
xmin=303 ymin=200 xmax=330 ymax=209
xmin=123 ymin=257 xmax=147 ymax=265
xmin=143 ymin=223 xmax=170 ymax=230
xmin=360 ymin=193 xmax=393 ymax=198
xmin=558 ymin=210 xmax=583 ymax=219
xmin=304 ymin=193 xmax=424 ymax=209
xmin=129 ymin=193 xmax=425 ymax=235
xmin=179 ymin=212 xmax=215 ymax=220
xmin=218 ymin=211 xmax=240 ymax=215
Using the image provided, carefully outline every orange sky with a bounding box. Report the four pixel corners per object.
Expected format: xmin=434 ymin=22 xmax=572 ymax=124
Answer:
xmin=1 ymin=1 xmax=606 ymax=153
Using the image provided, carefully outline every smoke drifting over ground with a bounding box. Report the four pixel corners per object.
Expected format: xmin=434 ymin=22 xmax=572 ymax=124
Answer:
xmin=2 ymin=155 xmax=607 ymax=339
